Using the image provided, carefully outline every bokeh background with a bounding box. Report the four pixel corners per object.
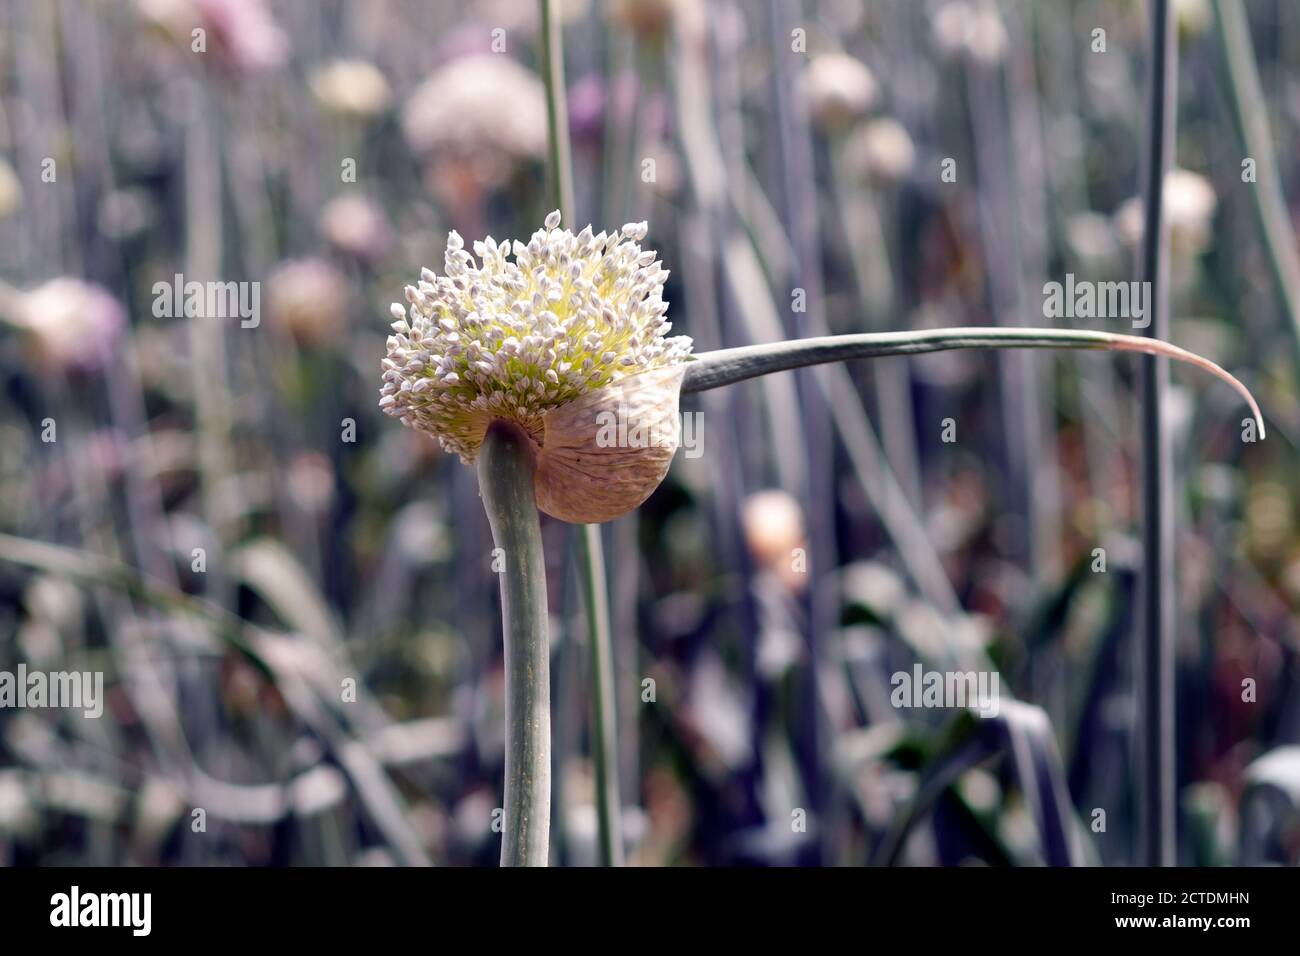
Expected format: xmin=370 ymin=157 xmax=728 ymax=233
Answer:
xmin=1 ymin=0 xmax=1298 ymax=867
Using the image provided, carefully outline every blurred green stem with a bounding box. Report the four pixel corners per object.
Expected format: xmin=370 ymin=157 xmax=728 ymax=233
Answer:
xmin=576 ymin=523 xmax=623 ymax=865
xmin=184 ymin=78 xmax=238 ymax=554
xmin=478 ymin=422 xmax=551 ymax=867
xmin=1136 ymin=0 xmax=1177 ymax=868
xmin=1213 ymin=0 xmax=1300 ymax=376
xmin=540 ymin=0 xmax=575 ymax=221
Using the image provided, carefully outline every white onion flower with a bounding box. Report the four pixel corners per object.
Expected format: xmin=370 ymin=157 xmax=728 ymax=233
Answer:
xmin=380 ymin=212 xmax=692 ymax=521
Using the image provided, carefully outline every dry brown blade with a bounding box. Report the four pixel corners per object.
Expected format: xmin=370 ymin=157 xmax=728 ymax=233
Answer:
xmin=1103 ymin=333 xmax=1265 ymax=438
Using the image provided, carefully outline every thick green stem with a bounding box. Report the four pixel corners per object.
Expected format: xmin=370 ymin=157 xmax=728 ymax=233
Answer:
xmin=682 ymin=326 xmax=1264 ymax=437
xmin=576 ymin=523 xmax=623 ymax=865
xmin=478 ymin=421 xmax=551 ymax=867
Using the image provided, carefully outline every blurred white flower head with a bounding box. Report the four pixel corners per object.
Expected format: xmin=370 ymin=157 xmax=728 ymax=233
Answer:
xmin=1175 ymin=0 xmax=1213 ymax=37
xmin=845 ymin=117 xmax=916 ymax=184
xmin=380 ymin=211 xmax=692 ymax=462
xmin=1163 ymin=168 xmax=1219 ymax=229
xmin=319 ymin=195 xmax=393 ymax=264
xmin=932 ymin=1 xmax=1008 ymax=65
xmin=1065 ymin=211 xmax=1121 ymax=272
xmin=267 ymin=258 xmax=350 ymax=347
xmin=742 ymin=489 xmax=808 ymax=592
xmin=401 ymin=55 xmax=547 ymax=189
xmin=1114 ymin=168 xmax=1218 ymax=257
xmin=801 ymin=52 xmax=878 ymax=132
xmin=16 ymin=278 xmax=125 ymax=374
xmin=310 ymin=59 xmax=392 ymax=120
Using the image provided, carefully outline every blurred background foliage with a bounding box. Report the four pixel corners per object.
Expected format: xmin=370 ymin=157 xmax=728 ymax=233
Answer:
xmin=0 ymin=0 xmax=1298 ymax=866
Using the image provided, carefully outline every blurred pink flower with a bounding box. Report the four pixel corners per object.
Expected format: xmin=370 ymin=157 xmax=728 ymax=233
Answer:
xmin=267 ymin=258 xmax=350 ymax=347
xmin=567 ymin=73 xmax=607 ymax=144
xmin=196 ymin=0 xmax=288 ymax=72
xmin=319 ymin=195 xmax=393 ymax=265
xmin=139 ymin=0 xmax=288 ymax=74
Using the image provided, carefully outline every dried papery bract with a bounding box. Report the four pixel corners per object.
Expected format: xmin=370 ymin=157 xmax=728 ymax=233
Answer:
xmin=536 ymin=364 xmax=686 ymax=523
